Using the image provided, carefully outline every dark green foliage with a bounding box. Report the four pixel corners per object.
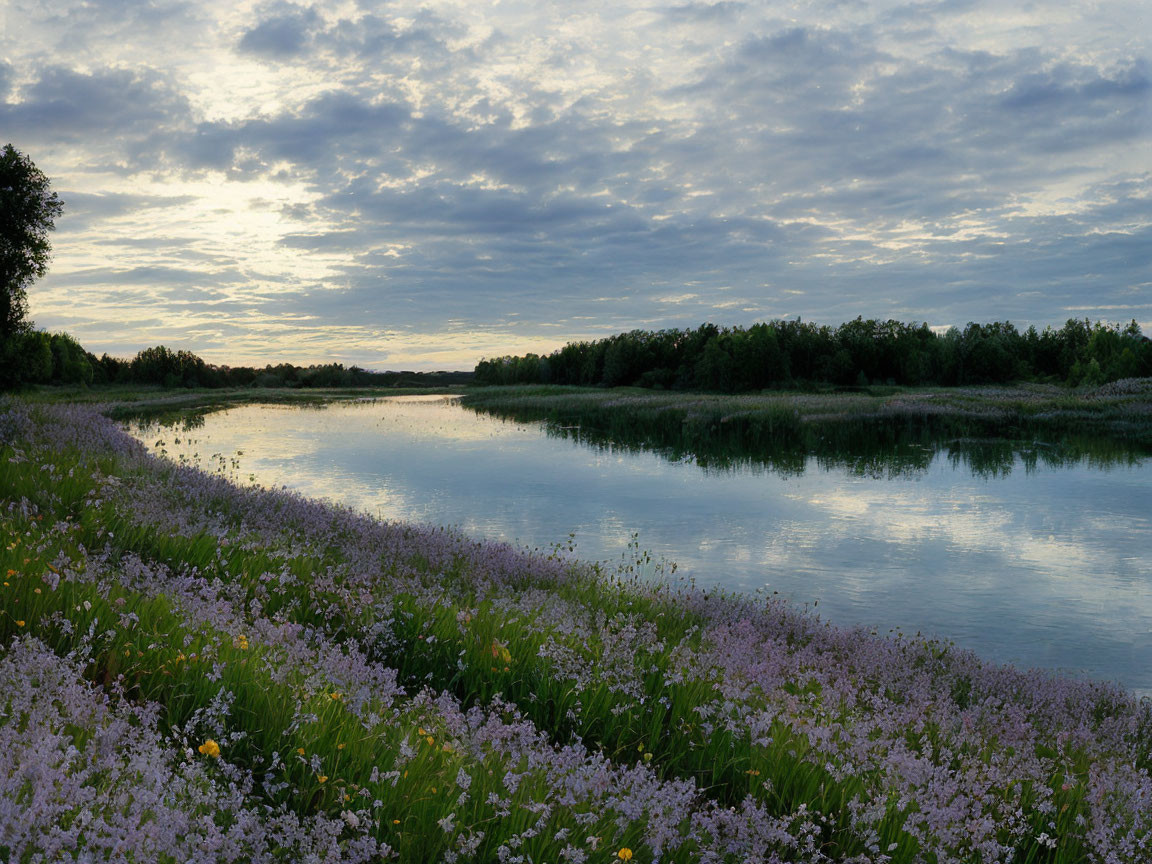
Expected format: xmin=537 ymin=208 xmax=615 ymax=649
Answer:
xmin=130 ymin=345 xmax=209 ymax=387
xmin=0 ymin=330 xmax=52 ymax=388
xmin=0 ymin=144 xmax=63 ymax=338
xmin=1 ymin=332 xmax=477 ymax=391
xmin=475 ymin=317 xmax=1152 ymax=391
xmin=49 ymin=333 xmax=92 ymax=385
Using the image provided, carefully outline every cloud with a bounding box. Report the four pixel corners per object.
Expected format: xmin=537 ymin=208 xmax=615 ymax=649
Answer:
xmin=1 ymin=66 xmax=187 ymax=141
xmin=237 ymin=4 xmax=321 ymax=59
xmin=661 ymin=2 xmax=746 ymax=23
xmin=3 ymin=0 xmax=1149 ymax=367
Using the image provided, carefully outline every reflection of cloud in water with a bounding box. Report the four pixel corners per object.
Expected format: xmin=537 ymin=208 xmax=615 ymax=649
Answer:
xmin=803 ymin=485 xmax=1105 ymax=576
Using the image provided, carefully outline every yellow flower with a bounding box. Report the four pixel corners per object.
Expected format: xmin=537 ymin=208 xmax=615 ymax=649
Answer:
xmin=490 ymin=640 xmax=512 ymax=664
xmin=337 ymin=742 xmax=345 ymax=750
xmin=15 ymin=620 xmax=24 ymax=627
xmin=297 ymin=747 xmax=306 ymax=755
xmin=5 ymin=569 xmax=14 ymax=576
xmin=392 ymin=819 xmax=401 ymax=825
xmin=33 ymin=588 xmax=40 ymax=594
xmin=234 ymin=634 xmax=249 ymax=650
xmin=198 ymin=739 xmax=221 ymax=758
xmin=618 ymin=849 xmax=633 ymax=861
xmin=425 ymin=735 xmax=435 ymax=746
xmin=746 ymin=769 xmax=760 ymax=776
xmin=329 ymin=692 xmax=342 ymax=701
xmin=318 ymin=775 xmax=328 ymax=783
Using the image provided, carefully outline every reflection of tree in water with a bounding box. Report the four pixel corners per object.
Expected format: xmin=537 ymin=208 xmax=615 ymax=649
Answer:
xmin=946 ymin=436 xmax=1146 ymax=479
xmin=119 ymin=406 xmax=214 ymax=433
xmin=507 ymin=408 xmax=1146 ymax=478
xmin=115 ymin=395 xmax=343 ymax=434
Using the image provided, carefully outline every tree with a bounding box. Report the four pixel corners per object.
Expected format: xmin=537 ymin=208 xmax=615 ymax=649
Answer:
xmin=0 ymin=144 xmax=64 ymax=337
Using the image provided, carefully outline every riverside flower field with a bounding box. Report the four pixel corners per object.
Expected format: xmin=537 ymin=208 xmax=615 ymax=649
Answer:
xmin=1 ymin=395 xmax=1151 ymax=863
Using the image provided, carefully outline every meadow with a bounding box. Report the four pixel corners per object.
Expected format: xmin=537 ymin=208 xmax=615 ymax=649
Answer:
xmin=1 ymin=392 xmax=1151 ymax=862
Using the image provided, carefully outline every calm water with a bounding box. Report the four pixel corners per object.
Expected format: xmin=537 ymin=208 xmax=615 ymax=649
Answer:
xmin=128 ymin=395 xmax=1152 ymax=695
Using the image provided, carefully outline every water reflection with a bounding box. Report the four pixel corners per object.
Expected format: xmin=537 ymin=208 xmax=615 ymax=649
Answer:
xmin=125 ymin=396 xmax=1152 ymax=695
xmin=469 ymin=403 xmax=1149 ymax=479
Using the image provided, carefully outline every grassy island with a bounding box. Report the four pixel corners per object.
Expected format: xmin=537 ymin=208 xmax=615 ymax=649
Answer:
xmin=1 ymin=394 xmax=1150 ymax=862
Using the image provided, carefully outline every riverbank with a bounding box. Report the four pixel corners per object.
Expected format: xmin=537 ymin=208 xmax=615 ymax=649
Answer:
xmin=1 ymin=395 xmax=1149 ymax=862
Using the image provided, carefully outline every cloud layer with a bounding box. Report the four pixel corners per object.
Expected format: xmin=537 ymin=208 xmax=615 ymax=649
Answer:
xmin=3 ymin=0 xmax=1149 ymax=367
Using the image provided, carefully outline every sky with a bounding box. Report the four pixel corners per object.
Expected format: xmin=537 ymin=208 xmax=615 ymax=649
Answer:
xmin=2 ymin=0 xmax=1149 ymax=370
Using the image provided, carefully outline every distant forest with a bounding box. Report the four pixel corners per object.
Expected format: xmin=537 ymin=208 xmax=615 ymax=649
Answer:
xmin=474 ymin=318 xmax=1152 ymax=391
xmin=0 ymin=333 xmax=471 ymax=390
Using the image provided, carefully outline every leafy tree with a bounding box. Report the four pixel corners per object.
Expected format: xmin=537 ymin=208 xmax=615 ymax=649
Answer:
xmin=0 ymin=331 xmax=52 ymax=388
xmin=0 ymin=144 xmax=64 ymax=337
xmin=49 ymin=332 xmax=92 ymax=385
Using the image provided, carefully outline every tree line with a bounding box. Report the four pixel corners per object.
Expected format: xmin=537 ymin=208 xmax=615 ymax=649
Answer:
xmin=0 ymin=145 xmax=469 ymax=392
xmin=474 ymin=318 xmax=1152 ymax=391
xmin=0 ymin=335 xmax=471 ymax=390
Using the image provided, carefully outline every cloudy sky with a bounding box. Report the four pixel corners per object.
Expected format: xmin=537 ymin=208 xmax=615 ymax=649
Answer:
xmin=3 ymin=0 xmax=1149 ymax=369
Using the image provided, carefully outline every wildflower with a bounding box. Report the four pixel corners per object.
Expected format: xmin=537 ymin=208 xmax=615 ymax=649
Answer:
xmin=15 ymin=620 xmax=24 ymax=627
xmin=491 ymin=640 xmax=512 ymax=664
xmin=198 ymin=739 xmax=221 ymax=758
xmin=618 ymin=849 xmax=633 ymax=861
xmin=426 ymin=735 xmax=435 ymax=746
xmin=746 ymin=769 xmax=760 ymax=776
xmin=234 ymin=634 xmax=249 ymax=650
xmin=337 ymin=742 xmax=345 ymax=750
xmin=5 ymin=569 xmax=14 ymax=576
xmin=393 ymin=819 xmax=401 ymax=825
xmin=318 ymin=775 xmax=328 ymax=783
xmin=33 ymin=588 xmax=40 ymax=594
xmin=297 ymin=747 xmax=306 ymax=755
xmin=329 ymin=692 xmax=342 ymax=701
